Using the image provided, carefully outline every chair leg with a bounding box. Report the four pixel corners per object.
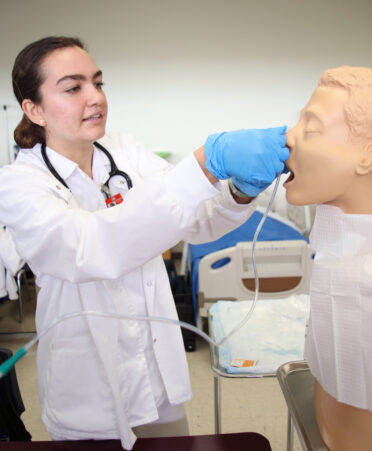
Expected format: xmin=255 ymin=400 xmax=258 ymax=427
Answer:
xmin=287 ymin=409 xmax=294 ymax=451
xmin=16 ymin=269 xmax=27 ymax=323
xmin=214 ymin=374 xmax=221 ymax=434
xmin=22 ymin=270 xmax=31 ymax=303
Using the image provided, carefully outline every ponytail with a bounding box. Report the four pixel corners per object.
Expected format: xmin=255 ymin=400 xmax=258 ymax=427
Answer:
xmin=14 ymin=114 xmax=45 ymax=149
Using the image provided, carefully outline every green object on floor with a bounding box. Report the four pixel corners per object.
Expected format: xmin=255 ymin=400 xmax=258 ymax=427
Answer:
xmin=155 ymin=151 xmax=171 ymax=159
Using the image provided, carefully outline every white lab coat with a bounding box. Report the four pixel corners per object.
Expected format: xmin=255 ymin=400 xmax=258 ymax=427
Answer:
xmin=0 ymin=133 xmax=255 ymax=449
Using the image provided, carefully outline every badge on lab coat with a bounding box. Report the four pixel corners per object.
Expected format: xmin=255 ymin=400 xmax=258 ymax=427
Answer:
xmin=106 ymin=193 xmax=123 ymax=208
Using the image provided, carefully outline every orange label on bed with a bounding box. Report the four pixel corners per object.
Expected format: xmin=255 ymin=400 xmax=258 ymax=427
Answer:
xmin=230 ymin=358 xmax=257 ymax=368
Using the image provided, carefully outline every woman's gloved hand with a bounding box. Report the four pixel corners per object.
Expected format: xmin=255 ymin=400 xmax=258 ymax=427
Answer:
xmin=204 ymin=126 xmax=289 ymax=197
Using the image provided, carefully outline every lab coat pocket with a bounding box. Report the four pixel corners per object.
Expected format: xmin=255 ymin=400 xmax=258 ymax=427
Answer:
xmin=46 ymin=338 xmax=117 ymax=435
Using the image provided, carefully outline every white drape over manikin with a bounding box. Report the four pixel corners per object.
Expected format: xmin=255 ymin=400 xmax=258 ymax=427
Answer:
xmin=305 ymin=204 xmax=372 ymax=410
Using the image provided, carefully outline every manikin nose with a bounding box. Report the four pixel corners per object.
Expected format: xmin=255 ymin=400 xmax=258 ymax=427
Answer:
xmin=285 ymin=127 xmax=295 ymax=150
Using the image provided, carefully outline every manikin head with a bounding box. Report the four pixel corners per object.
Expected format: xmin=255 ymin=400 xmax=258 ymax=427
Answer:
xmin=285 ymin=66 xmax=372 ymax=214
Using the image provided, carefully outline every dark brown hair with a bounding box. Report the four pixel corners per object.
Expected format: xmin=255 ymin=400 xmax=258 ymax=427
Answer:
xmin=12 ymin=36 xmax=86 ymax=148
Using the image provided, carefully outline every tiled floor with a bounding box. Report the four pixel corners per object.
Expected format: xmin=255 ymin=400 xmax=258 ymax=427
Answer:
xmin=0 ymin=283 xmax=301 ymax=450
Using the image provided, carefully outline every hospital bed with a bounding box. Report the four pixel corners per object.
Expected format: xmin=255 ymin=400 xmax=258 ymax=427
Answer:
xmin=184 ymin=184 xmax=315 ymax=435
xmin=187 ymin=185 xmax=314 ymax=436
xmin=202 ymin=202 xmax=314 ymax=434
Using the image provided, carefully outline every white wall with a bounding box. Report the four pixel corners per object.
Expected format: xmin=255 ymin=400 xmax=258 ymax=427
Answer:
xmin=1 ymin=0 xmax=372 ymax=166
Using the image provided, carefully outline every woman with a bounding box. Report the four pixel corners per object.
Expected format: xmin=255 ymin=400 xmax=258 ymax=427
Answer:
xmin=0 ymin=36 xmax=288 ymax=449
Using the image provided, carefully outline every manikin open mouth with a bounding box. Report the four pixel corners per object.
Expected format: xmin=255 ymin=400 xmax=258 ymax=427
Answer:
xmin=285 ymin=170 xmax=295 ymax=184
xmin=287 ymin=171 xmax=294 ymax=182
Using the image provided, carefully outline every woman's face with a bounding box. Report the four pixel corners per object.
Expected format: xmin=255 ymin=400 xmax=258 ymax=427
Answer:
xmin=284 ymin=85 xmax=362 ymax=211
xmin=37 ymin=46 xmax=108 ymax=150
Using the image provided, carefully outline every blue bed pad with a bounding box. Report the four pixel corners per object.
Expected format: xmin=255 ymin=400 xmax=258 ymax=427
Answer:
xmin=189 ymin=210 xmax=307 ymax=315
xmin=210 ymin=296 xmax=310 ymax=374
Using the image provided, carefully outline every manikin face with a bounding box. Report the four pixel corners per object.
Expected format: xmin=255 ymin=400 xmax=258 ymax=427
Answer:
xmin=35 ymin=46 xmax=108 ymax=150
xmin=284 ymin=86 xmax=363 ymax=211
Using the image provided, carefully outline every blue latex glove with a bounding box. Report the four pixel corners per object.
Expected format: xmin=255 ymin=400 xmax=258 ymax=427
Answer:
xmin=204 ymin=126 xmax=289 ymax=197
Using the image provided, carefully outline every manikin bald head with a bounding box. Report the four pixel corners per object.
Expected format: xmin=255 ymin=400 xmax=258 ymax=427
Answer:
xmin=318 ymin=66 xmax=372 ymax=142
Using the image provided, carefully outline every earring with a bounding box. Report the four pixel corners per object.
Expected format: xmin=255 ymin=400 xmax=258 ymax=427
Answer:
xmin=40 ymin=119 xmax=46 ymax=126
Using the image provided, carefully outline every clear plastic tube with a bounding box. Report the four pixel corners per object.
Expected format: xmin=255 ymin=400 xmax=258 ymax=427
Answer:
xmin=0 ymin=175 xmax=280 ymax=377
xmin=216 ymin=174 xmax=281 ymax=346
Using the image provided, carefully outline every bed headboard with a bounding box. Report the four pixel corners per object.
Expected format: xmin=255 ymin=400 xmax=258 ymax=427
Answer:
xmin=198 ymin=239 xmax=313 ymax=317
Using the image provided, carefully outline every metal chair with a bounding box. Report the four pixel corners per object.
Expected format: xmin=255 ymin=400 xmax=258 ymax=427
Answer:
xmin=15 ymin=265 xmax=32 ymax=323
xmin=276 ymin=361 xmax=328 ymax=451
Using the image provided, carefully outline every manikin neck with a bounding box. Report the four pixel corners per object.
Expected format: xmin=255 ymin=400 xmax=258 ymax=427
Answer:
xmin=324 ymin=175 xmax=372 ymax=215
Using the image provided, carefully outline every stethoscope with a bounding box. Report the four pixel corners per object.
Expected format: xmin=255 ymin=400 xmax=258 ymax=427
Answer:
xmin=41 ymin=141 xmax=133 ymax=200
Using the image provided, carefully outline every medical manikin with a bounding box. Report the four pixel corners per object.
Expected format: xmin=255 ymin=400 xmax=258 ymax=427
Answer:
xmin=285 ymin=66 xmax=372 ymax=451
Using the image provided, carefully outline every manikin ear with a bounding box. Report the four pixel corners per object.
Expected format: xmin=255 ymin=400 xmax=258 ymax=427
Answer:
xmin=356 ymin=143 xmax=372 ymax=175
xmin=21 ymin=99 xmax=45 ymax=127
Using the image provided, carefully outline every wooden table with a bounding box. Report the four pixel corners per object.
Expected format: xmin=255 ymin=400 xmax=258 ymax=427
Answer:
xmin=1 ymin=432 xmax=272 ymax=450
